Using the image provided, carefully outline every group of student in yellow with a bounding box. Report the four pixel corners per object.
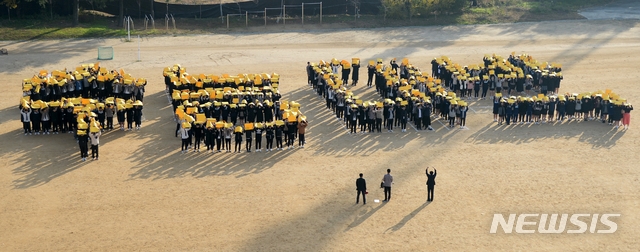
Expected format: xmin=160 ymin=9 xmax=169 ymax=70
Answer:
xmin=19 ymin=65 xmax=146 ymax=161
xmin=474 ymin=53 xmax=633 ymax=129
xmin=307 ymin=57 xmax=472 ymax=131
xmin=163 ymin=64 xmax=309 ymax=154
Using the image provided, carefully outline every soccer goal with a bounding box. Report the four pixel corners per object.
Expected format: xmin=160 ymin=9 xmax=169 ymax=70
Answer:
xmin=98 ymin=47 xmax=114 ymax=60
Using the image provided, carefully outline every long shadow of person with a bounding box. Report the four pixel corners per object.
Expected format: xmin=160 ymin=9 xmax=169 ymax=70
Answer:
xmin=343 ymin=203 xmax=386 ymax=232
xmin=384 ymin=201 xmax=431 ymax=233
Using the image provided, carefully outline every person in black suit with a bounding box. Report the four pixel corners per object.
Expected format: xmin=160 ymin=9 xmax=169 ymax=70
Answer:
xmin=356 ymin=173 xmax=367 ymax=204
xmin=426 ymin=167 xmax=437 ymax=201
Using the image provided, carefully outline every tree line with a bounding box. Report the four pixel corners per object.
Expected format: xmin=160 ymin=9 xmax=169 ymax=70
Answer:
xmin=1 ymin=0 xmax=157 ymax=27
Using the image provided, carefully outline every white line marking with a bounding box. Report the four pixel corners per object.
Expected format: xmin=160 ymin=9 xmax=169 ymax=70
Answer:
xmin=409 ymin=121 xmax=419 ymax=132
xmin=435 ymin=118 xmax=450 ymax=131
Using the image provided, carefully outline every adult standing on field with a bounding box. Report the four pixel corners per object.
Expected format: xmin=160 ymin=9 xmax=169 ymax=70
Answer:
xmin=356 ymin=173 xmax=366 ymax=204
xmin=426 ymin=167 xmax=437 ymax=201
xmin=382 ymin=169 xmax=393 ymax=202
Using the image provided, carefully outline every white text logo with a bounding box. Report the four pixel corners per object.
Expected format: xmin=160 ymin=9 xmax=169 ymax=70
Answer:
xmin=490 ymin=214 xmax=620 ymax=234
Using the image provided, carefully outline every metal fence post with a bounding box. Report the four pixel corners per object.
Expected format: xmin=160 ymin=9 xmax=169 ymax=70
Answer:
xmin=320 ymin=2 xmax=323 ymax=24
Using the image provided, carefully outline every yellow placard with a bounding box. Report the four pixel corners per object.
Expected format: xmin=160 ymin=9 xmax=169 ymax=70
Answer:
xmin=196 ymin=114 xmax=206 ymax=122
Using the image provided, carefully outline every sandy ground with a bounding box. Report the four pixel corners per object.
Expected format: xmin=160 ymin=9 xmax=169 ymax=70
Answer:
xmin=1 ymin=19 xmax=640 ymax=251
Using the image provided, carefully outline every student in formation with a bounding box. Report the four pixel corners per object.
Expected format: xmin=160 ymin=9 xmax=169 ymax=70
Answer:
xmin=275 ymin=123 xmax=284 ymax=150
xmin=224 ymin=124 xmax=233 ymax=153
xmin=179 ymin=122 xmax=191 ymax=154
xmin=126 ymin=104 xmax=135 ymax=130
xmin=245 ymin=124 xmax=253 ymax=153
xmin=234 ymin=126 xmax=243 ymax=153
xmin=255 ymin=123 xmax=263 ymax=152
xmin=286 ymin=121 xmax=296 ymax=149
xmin=459 ymin=105 xmax=468 ymax=129
xmin=117 ymin=105 xmax=126 ymax=130
xmin=89 ymin=127 xmax=101 ymax=160
xmin=21 ymin=106 xmax=32 ymax=135
xmin=265 ymin=124 xmax=274 ymax=151
xmin=205 ymin=122 xmax=216 ymax=154
xmin=77 ymin=129 xmax=89 ymax=161
xmin=192 ymin=122 xmax=203 ymax=153
xmin=133 ymin=101 xmax=143 ymax=130
xmin=622 ymin=104 xmax=633 ymax=129
xmin=297 ymin=119 xmax=308 ymax=148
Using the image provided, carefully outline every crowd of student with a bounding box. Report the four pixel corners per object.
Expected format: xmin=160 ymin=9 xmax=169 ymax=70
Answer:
xmin=19 ymin=64 xmax=146 ymax=161
xmin=306 ymin=57 xmax=471 ymax=132
xmin=164 ymin=64 xmax=309 ymax=154
xmin=469 ymin=53 xmax=633 ymax=129
xmin=431 ymin=53 xmax=565 ymax=101
xmin=306 ymin=53 xmax=632 ymax=131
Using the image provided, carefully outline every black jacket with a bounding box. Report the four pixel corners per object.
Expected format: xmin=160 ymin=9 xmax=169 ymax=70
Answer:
xmin=427 ymin=170 xmax=437 ymax=186
xmin=356 ymin=177 xmax=366 ymax=191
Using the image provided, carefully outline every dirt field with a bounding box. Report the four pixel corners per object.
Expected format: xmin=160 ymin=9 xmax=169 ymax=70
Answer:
xmin=1 ymin=19 xmax=640 ymax=251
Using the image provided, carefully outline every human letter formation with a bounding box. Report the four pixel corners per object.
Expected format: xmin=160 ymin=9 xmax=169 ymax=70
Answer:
xmin=307 ymin=53 xmax=633 ymax=132
xmin=163 ymin=64 xmax=309 ymax=154
xmin=19 ymin=64 xmax=146 ymax=161
xmin=307 ymin=57 xmax=471 ymax=132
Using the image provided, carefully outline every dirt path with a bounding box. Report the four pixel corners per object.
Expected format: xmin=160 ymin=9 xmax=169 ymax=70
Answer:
xmin=0 ymin=19 xmax=639 ymax=251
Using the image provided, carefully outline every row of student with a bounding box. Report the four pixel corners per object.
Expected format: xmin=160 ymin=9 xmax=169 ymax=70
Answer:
xmin=172 ymin=100 xmax=287 ymax=127
xmin=164 ymin=65 xmax=281 ymax=95
xmin=20 ymin=101 xmax=144 ymax=135
xmin=315 ymin=85 xmax=470 ymax=132
xmin=23 ymin=70 xmax=146 ymax=102
xmin=309 ymin=55 xmax=562 ymax=104
xmin=171 ymin=89 xmax=283 ymax=109
xmin=341 ymin=102 xmax=440 ymax=133
xmin=177 ymin=120 xmax=308 ymax=153
xmin=307 ymin=60 xmax=361 ymax=87
xmin=493 ymin=96 xmax=633 ymax=129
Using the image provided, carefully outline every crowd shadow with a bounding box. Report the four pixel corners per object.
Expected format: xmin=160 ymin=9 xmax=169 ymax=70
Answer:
xmin=5 ymin=121 xmax=135 ymax=189
xmin=465 ymin=120 xmax=626 ymax=148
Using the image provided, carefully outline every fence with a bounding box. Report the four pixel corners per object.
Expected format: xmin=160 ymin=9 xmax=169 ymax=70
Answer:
xmin=95 ymin=0 xmax=380 ymax=19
